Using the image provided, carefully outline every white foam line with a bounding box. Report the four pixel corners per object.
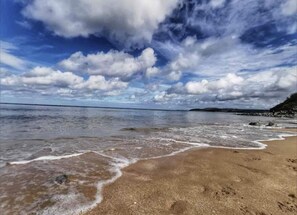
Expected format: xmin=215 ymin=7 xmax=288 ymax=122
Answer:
xmin=207 ymin=133 xmax=296 ymax=150
xmin=146 ymin=146 xmax=198 ymax=160
xmin=8 ymin=153 xmax=84 ymax=165
xmin=75 ymin=156 xmax=137 ymax=215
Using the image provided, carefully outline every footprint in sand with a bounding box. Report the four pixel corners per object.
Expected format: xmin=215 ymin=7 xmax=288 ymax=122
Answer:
xmin=286 ymin=165 xmax=297 ymax=172
xmin=286 ymin=158 xmax=297 ymax=164
xmin=277 ymin=201 xmax=297 ymax=213
xmin=170 ymin=200 xmax=188 ymax=214
xmin=239 ymin=205 xmax=267 ymax=215
xmin=237 ymin=164 xmax=267 ymax=175
xmin=285 ymin=158 xmax=297 ymax=171
xmin=214 ymin=185 xmax=236 ymax=200
xmin=244 ymin=157 xmax=261 ymax=161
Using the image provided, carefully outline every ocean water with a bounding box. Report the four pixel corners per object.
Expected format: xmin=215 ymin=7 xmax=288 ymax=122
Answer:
xmin=0 ymin=104 xmax=296 ymax=214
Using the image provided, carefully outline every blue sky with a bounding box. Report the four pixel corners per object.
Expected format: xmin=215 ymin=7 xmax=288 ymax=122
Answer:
xmin=0 ymin=0 xmax=296 ymax=109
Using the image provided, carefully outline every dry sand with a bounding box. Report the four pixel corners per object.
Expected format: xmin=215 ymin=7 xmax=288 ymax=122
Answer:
xmin=86 ymin=132 xmax=297 ymax=215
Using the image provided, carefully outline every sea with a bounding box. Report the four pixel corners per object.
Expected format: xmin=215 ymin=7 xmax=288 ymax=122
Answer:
xmin=0 ymin=104 xmax=296 ymax=214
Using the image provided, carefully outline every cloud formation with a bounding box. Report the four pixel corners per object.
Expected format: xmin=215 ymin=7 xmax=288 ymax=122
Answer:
xmin=0 ymin=41 xmax=28 ymax=70
xmin=22 ymin=0 xmax=179 ymax=48
xmin=167 ymin=67 xmax=297 ymax=102
xmin=1 ymin=0 xmax=296 ymax=108
xmin=281 ymin=0 xmax=297 ymax=16
xmin=1 ymin=66 xmax=128 ymax=97
xmin=59 ymin=48 xmax=157 ymax=80
xmin=160 ymin=35 xmax=296 ymax=80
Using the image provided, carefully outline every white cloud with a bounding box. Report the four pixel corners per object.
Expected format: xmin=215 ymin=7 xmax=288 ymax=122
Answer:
xmin=161 ymin=36 xmax=297 ymax=81
xmin=162 ymin=36 xmax=241 ymax=80
xmin=22 ymin=0 xmax=179 ymax=48
xmin=59 ymin=48 xmax=157 ymax=80
xmin=210 ymin=0 xmax=225 ymax=8
xmin=209 ymin=73 xmax=244 ymax=90
xmin=16 ymin=20 xmax=32 ymax=29
xmin=1 ymin=65 xmax=129 ymax=98
xmin=185 ymin=79 xmax=209 ymax=94
xmin=145 ymin=67 xmax=159 ymax=78
xmin=2 ymin=67 xmax=83 ymax=87
xmin=153 ymin=91 xmax=171 ymax=102
xmin=169 ymin=67 xmax=297 ymax=101
xmin=185 ymin=73 xmax=243 ymax=95
xmin=74 ymin=75 xmax=128 ymax=91
xmin=155 ymin=0 xmax=295 ymax=48
xmin=0 ymin=41 xmax=27 ymax=70
xmin=167 ymin=70 xmax=182 ymax=81
xmin=281 ymin=0 xmax=297 ymax=16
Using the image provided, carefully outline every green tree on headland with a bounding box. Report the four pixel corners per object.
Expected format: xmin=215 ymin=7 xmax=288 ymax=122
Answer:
xmin=270 ymin=93 xmax=297 ymax=113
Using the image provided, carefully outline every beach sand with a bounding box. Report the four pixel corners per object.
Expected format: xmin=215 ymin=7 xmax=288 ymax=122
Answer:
xmin=86 ymin=133 xmax=297 ymax=215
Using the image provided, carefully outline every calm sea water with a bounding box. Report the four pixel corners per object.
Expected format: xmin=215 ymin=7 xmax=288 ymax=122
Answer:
xmin=0 ymin=104 xmax=296 ymax=214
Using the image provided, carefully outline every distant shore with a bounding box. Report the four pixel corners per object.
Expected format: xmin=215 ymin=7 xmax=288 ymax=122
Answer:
xmin=85 ymin=130 xmax=297 ymax=215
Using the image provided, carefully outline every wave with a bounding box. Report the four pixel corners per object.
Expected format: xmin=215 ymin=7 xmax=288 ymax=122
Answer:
xmin=8 ymin=153 xmax=84 ymax=165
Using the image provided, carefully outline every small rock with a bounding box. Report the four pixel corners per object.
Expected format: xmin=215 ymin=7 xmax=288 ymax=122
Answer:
xmin=55 ymin=174 xmax=68 ymax=185
xmin=266 ymin=122 xmax=275 ymax=126
xmin=249 ymin=122 xmax=260 ymax=126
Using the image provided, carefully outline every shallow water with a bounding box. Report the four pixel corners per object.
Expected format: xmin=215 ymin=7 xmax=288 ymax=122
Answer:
xmin=0 ymin=104 xmax=296 ymax=214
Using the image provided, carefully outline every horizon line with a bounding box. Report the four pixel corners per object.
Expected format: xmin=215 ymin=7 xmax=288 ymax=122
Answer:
xmin=0 ymin=102 xmax=269 ymax=112
xmin=0 ymin=102 xmax=187 ymax=112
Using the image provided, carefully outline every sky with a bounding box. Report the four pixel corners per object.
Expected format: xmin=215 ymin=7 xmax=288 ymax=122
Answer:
xmin=0 ymin=0 xmax=296 ymax=110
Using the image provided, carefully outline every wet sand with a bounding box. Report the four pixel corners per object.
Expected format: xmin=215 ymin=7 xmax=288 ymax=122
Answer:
xmin=86 ymin=133 xmax=297 ymax=215
xmin=0 ymin=152 xmax=114 ymax=214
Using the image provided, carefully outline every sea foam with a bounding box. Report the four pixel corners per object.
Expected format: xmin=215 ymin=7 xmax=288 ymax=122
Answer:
xmin=8 ymin=153 xmax=84 ymax=165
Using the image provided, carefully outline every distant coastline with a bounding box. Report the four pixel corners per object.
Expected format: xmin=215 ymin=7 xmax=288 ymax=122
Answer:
xmin=189 ymin=108 xmax=267 ymax=113
xmin=190 ymin=93 xmax=297 ymax=118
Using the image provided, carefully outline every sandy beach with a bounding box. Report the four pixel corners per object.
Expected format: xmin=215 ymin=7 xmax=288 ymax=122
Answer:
xmin=2 ymin=1 xmax=297 ymax=214
xmin=86 ymin=132 xmax=297 ymax=215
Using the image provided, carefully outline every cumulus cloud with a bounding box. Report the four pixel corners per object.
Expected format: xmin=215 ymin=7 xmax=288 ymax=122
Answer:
xmin=145 ymin=67 xmax=160 ymax=79
xmin=59 ymin=48 xmax=157 ymax=80
xmin=184 ymin=73 xmax=245 ymax=95
xmin=168 ymin=67 xmax=297 ymax=101
xmin=185 ymin=79 xmax=210 ymax=94
xmin=74 ymin=75 xmax=128 ymax=91
xmin=2 ymin=67 xmax=83 ymax=87
xmin=22 ymin=0 xmax=179 ymax=48
xmin=1 ymin=66 xmax=128 ymax=97
xmin=0 ymin=41 xmax=27 ymax=70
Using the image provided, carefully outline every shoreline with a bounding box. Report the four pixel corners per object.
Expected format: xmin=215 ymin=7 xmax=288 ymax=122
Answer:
xmin=1 ymin=129 xmax=296 ymax=214
xmin=85 ymin=130 xmax=297 ymax=215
